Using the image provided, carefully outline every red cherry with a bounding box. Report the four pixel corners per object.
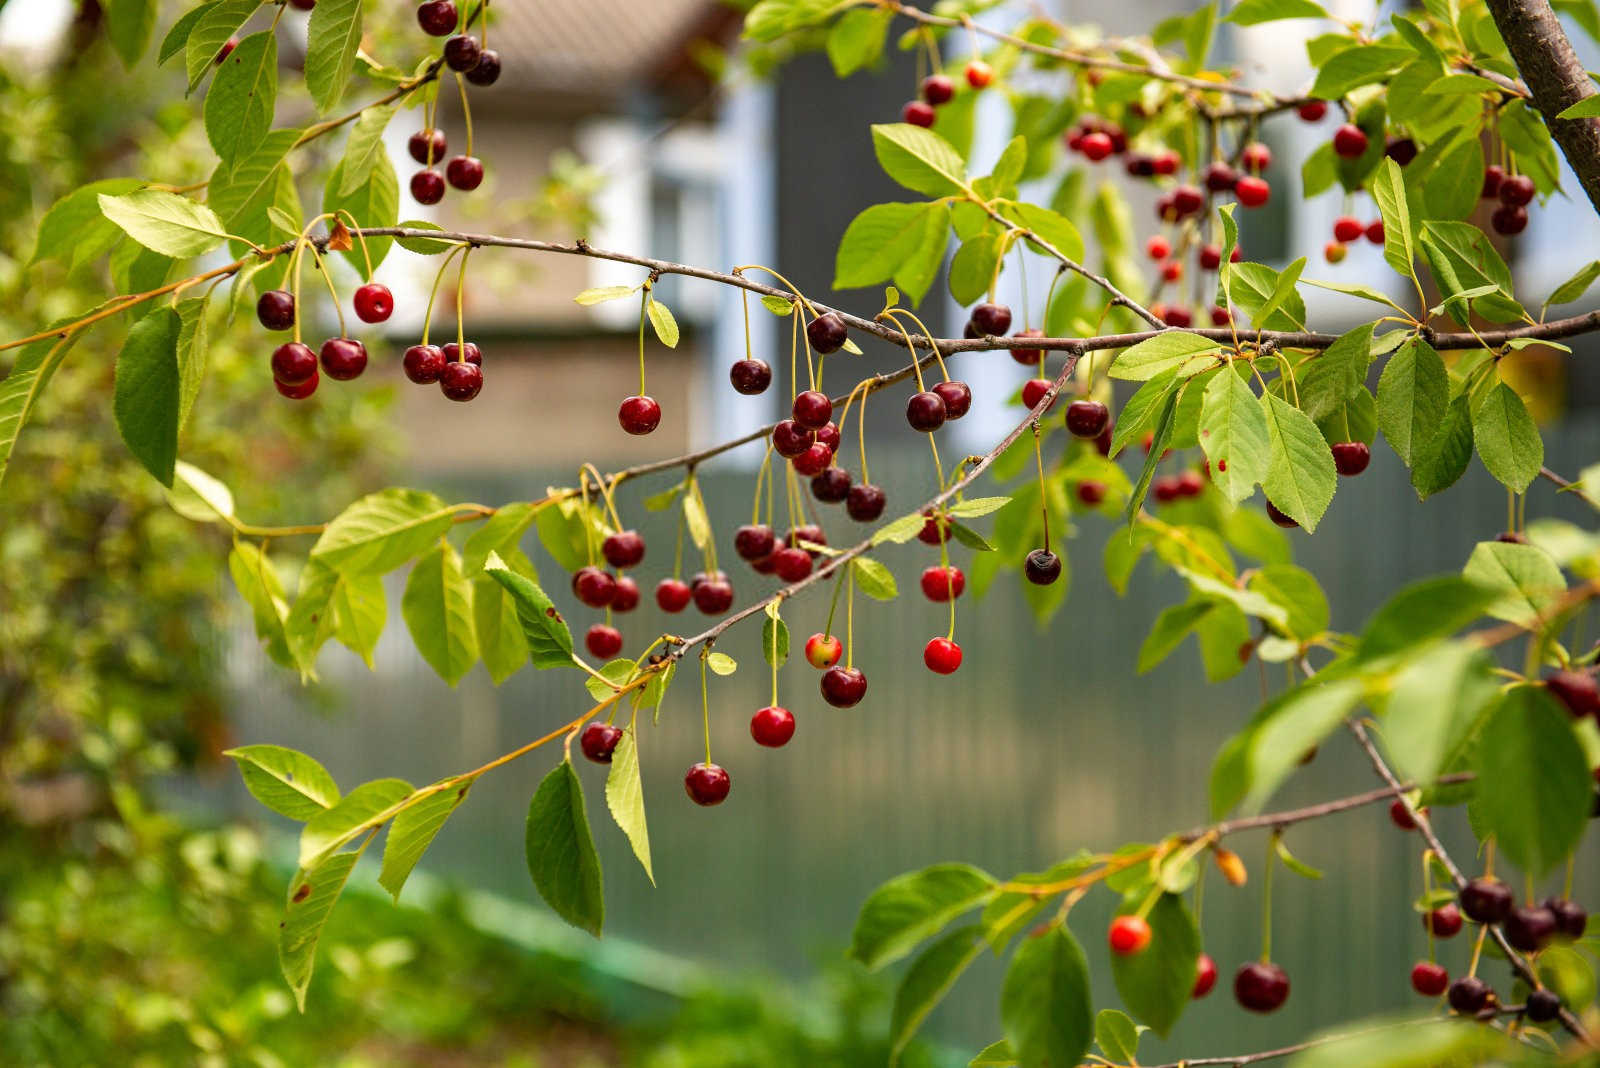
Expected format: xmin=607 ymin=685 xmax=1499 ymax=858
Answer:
xmin=610 ymin=576 xmax=640 ymax=612
xmin=416 ymin=0 xmax=458 ymax=36
xmin=1499 ymin=174 xmax=1536 ymax=206
xmin=1193 ymin=953 xmax=1218 ymax=998
xmin=585 ymin=624 xmax=623 ymax=660
xmin=1076 ymin=480 xmax=1107 ymax=506
xmin=820 ymin=666 xmax=867 ymax=707
xmin=1080 ymin=131 xmax=1114 ymax=160
xmin=1108 ymin=915 xmax=1152 ymax=956
xmin=1423 ymin=903 xmax=1463 ymax=938
xmin=1234 ymin=961 xmax=1290 ymax=1013
xmin=319 ymin=337 xmax=368 ymax=381
xmin=965 ymin=60 xmax=993 ymax=88
xmin=847 ymin=484 xmax=886 ymax=522
xmin=1332 ymin=441 xmax=1370 ymax=476
xmin=1411 ymin=962 xmax=1449 ymax=997
xmin=271 ymin=341 xmax=317 ymax=386
xmin=410 ymin=170 xmax=446 ymax=205
xmin=750 ymin=705 xmax=796 ymax=748
xmin=1021 ymin=378 xmax=1054 ymax=412
xmin=465 ymin=49 xmax=500 ymax=85
xmin=1151 ymin=150 xmax=1180 ymax=176
xmin=1265 ymin=500 xmax=1298 ymax=528
xmin=771 ymin=419 xmax=814 ymax=458
xmin=692 ymin=574 xmax=734 ymax=615
xmin=902 ymin=100 xmax=936 ymax=127
xmin=1210 ymin=305 xmax=1232 ymax=326
xmin=442 ymin=341 xmax=481 ymax=365
xmin=1389 ymin=799 xmax=1421 ymax=830
xmin=579 ymin=722 xmax=622 ymax=763
xmin=1481 ymin=164 xmax=1505 ymax=199
xmin=923 ymin=637 xmax=963 ymax=675
xmin=772 ymin=546 xmax=813 ymax=582
xmin=805 ymin=633 xmax=842 ymax=669
xmin=1065 ymin=399 xmax=1108 ymax=439
xmin=807 ymin=312 xmax=849 ymax=353
xmin=1235 ymin=175 xmax=1271 ymax=207
xmin=906 ymin=391 xmax=947 ymax=432
xmin=403 ymin=343 xmax=445 ymax=384
xmin=1365 ymin=219 xmax=1385 ymax=244
xmin=1332 ymin=216 xmax=1364 ymax=243
xmin=792 ymin=389 xmax=832 ymax=429
xmin=1203 ymin=161 xmax=1238 ymax=192
xmin=655 ymin=578 xmax=691 ymax=613
xmin=1160 ymin=306 xmax=1193 ymax=328
xmin=257 ymin=289 xmax=296 ymax=331
xmin=572 ymin=566 xmax=616 ymax=608
xmin=352 ymin=282 xmax=393 ymax=324
xmin=917 ymin=511 xmax=949 ymax=546
xmin=811 ymin=466 xmax=852 ymax=504
xmin=921 ymin=74 xmax=955 ymax=105
xmin=1491 ymin=204 xmax=1528 ymax=235
xmin=1297 ymin=99 xmax=1328 ymax=122
xmin=1332 ymin=123 xmax=1369 ymax=158
xmin=791 ymin=442 xmax=834 ymax=477
xmin=618 ymin=395 xmax=661 ymax=435
xmin=275 ymin=370 xmax=318 ymax=399
xmin=443 ymin=33 xmax=481 ymax=72
xmin=439 ymin=362 xmax=482 ymax=401
xmin=684 ymin=762 xmax=730 ymax=806
xmin=1171 ymin=185 xmax=1204 ymax=217
xmin=932 ymin=380 xmax=972 ymax=420
xmin=1146 ymin=235 xmax=1172 ymax=261
xmin=734 ymin=524 xmax=777 ymax=562
xmin=730 ymin=358 xmax=772 ymax=395
xmin=602 ymin=530 xmax=645 ymax=569
xmin=408 ymin=129 xmax=447 ymax=165
xmin=1011 ymin=328 xmax=1045 ymax=365
xmin=1198 ymin=244 xmax=1222 ymax=271
xmin=920 ymin=565 xmax=965 ymax=602
xmin=446 ymin=155 xmax=484 ymax=191
xmin=1241 ymin=141 xmax=1272 ymax=172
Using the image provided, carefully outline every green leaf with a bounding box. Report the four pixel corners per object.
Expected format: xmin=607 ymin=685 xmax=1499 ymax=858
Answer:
xmin=284 ymin=560 xmax=342 ymax=674
xmin=1110 ymin=894 xmax=1200 ymax=1036
xmin=760 ymin=294 xmax=795 ymax=315
xmin=299 ymin=777 xmax=413 ymax=869
xmin=174 ymin=297 xmax=209 ymax=429
xmin=1229 ymin=262 xmax=1306 ymax=330
xmin=605 ymin=729 xmax=654 ymax=885
xmin=826 ymin=6 xmax=893 ymax=76
xmin=1544 ymin=260 xmax=1600 ymax=314
xmin=647 ymin=298 xmax=680 ymax=348
xmin=330 ymin=571 xmax=385 ymax=668
xmin=969 ymin=1040 xmax=1017 ymax=1067
xmin=1000 ymin=202 xmax=1086 ymax=263
xmin=1558 ymin=95 xmax=1600 ymax=118
xmin=462 ymin=501 xmax=539 ymax=575
xmin=1000 ymin=925 xmax=1092 ymax=1068
xmin=1462 ymin=540 xmax=1566 ymax=626
xmin=850 ymin=863 xmax=998 ymax=969
xmin=706 ymin=651 xmax=737 ymax=676
xmin=159 ymin=1 xmax=213 ymax=65
xmin=742 ymin=0 xmax=835 ymax=40
xmin=1125 ymin=386 xmax=1182 ymax=524
xmin=1236 ymin=678 xmax=1365 ymax=813
xmin=1298 ymin=324 xmax=1374 ymax=422
xmin=1376 ymin=337 xmax=1449 ymax=466
xmin=99 ymin=190 xmax=228 ymax=259
xmin=1369 ymin=158 xmax=1416 ymax=280
xmin=870 ymin=123 xmax=968 ymax=198
xmin=402 ymin=543 xmax=479 ymax=686
xmin=1261 ymin=393 xmax=1336 ymax=532
xmin=1110 ymin=332 xmax=1221 ymax=381
xmin=526 ymin=760 xmax=605 ymax=936
xmin=1475 ymin=687 xmax=1592 ymax=876
xmin=310 ymin=488 xmax=455 ymax=573
xmin=323 ymin=152 xmax=398 ymax=274
xmin=1419 ymin=221 xmax=1522 ymax=325
xmin=1410 ymin=394 xmax=1474 ymax=500
xmin=949 ymin=496 xmax=1011 ymax=518
xmin=279 ymin=848 xmax=362 ymax=1011
xmin=185 ymin=0 xmax=258 ymax=91
xmin=1247 ymin=564 xmax=1330 ymax=640
xmin=305 ymin=0 xmax=363 ymax=112
xmin=224 ymin=744 xmax=340 ymax=820
xmin=337 ymin=103 xmax=397 ymax=198
xmin=1226 ymin=0 xmax=1328 ymax=24
xmin=229 ymin=542 xmax=293 ymax=666
xmin=473 ymin=573 xmax=529 ymax=684
xmin=1382 ymin=642 xmax=1498 ymax=786
xmin=682 ymin=482 xmax=712 ymax=551
xmin=948 ymin=230 xmax=1005 ymax=307
xmin=167 ymin=460 xmax=234 ymax=523
xmin=1424 ymin=136 xmax=1485 ymax=221
xmin=396 ymin=221 xmax=458 ymax=255
xmin=1199 ymin=367 xmax=1270 ymax=503
xmin=1310 ymin=44 xmax=1413 ymax=99
xmin=483 ymin=552 xmax=576 ymax=669
xmin=205 ymin=30 xmax=277 ymax=166
xmin=1137 ymin=601 xmax=1214 ymax=673
xmin=873 ymin=513 xmax=931 ymax=546
xmin=113 ymin=306 xmax=183 ymax=486
xmin=1215 ymin=202 xmax=1238 ymax=305
xmin=378 ymin=778 xmax=474 ymax=901
xmin=853 ymin=556 xmax=898 ymax=600
xmin=1110 ymin=371 xmax=1180 ymax=456
xmin=574 ymin=285 xmax=635 ymax=305
xmin=1471 ymin=382 xmax=1543 ymax=493
xmin=1359 ymin=575 xmax=1498 ymax=661
xmin=30 ymin=177 xmax=145 ymax=268
xmin=889 ymin=926 xmax=986 ymax=1065
xmin=762 ymin=609 xmax=789 ymax=668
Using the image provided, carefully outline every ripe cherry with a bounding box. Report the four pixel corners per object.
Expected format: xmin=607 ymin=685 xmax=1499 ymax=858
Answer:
xmin=1297 ymin=99 xmax=1328 ymax=122
xmin=1266 ymin=501 xmax=1298 ymax=529
xmin=1459 ymin=878 xmax=1514 ymax=924
xmin=821 ymin=666 xmax=867 ymax=707
xmin=1011 ymin=328 xmax=1044 ymax=365
xmin=1388 ymin=799 xmax=1421 ymax=830
xmin=585 ymin=624 xmax=623 ymax=660
xmin=1198 ymin=244 xmax=1222 ymax=271
xmin=610 ymin=576 xmax=640 ymax=612
xmin=1065 ymin=399 xmax=1109 ymax=439
xmin=1171 ymin=185 xmax=1205 ymax=217
xmin=693 ymin=573 xmax=734 ymax=614
xmin=730 ymin=358 xmax=772 ymax=395
xmin=257 ymin=289 xmax=296 ymax=331
xmin=772 ymin=419 xmax=814 ymax=458
xmin=1203 ymin=161 xmax=1238 ymax=192
xmin=965 ymin=60 xmax=993 ymax=88
xmin=446 ymin=155 xmax=484 ymax=191
xmin=655 ymin=577 xmax=691 ymax=613
xmin=411 ymin=170 xmax=446 ymax=205
xmin=319 ymin=337 xmax=368 ymax=381
xmin=792 ymin=389 xmax=832 ymax=429
xmin=1385 ymin=136 xmax=1418 ymax=166
xmin=602 ymin=530 xmax=645 ymax=569
xmin=1079 ymin=131 xmax=1114 ymax=160
xmin=439 ymin=361 xmax=482 ymax=401
xmin=1176 ymin=470 xmax=1204 ymax=497
xmin=1241 ymin=141 xmax=1272 ymax=172
xmin=812 ymin=467 xmax=852 ymax=503
xmin=969 ymin=302 xmax=1012 ymax=335
xmin=1025 ymin=548 xmax=1061 ymax=585
xmin=906 ymin=391 xmax=947 ymax=432
xmin=580 ymin=722 xmax=622 ymax=763
xmin=1544 ymin=897 xmax=1588 ymax=940
xmin=1235 ymin=175 xmax=1271 ymax=207
xmin=1234 ymin=962 xmax=1290 ymax=1013
xmin=1152 ymin=475 xmax=1183 ymax=504
xmin=1503 ymin=904 xmax=1558 ymax=952
xmin=1076 ymin=481 xmax=1107 ymax=506
xmin=1492 ymin=204 xmax=1529 ymax=235
xmin=920 ymin=565 xmax=965 ymax=602
xmin=1324 ymin=240 xmax=1347 ymax=264
xmin=1333 ymin=215 xmax=1364 ymax=243
xmin=807 ymin=311 xmax=849 ymax=354
xmin=572 ymin=566 xmax=616 ymax=608
xmin=815 ymin=422 xmax=841 ymax=452
xmin=1545 ymin=670 xmax=1600 ymax=719
xmin=1146 ymin=235 xmax=1172 ymax=261
xmin=275 ymin=371 xmax=318 ymax=399
xmin=1424 ymin=903 xmax=1463 ymax=938
xmin=751 ymin=705 xmax=795 ymax=748
xmin=1447 ymin=976 xmax=1490 ymax=1014
xmin=465 ymin=50 xmax=501 ymax=85
xmin=416 ymin=0 xmax=458 ymax=35
xmin=1126 ymin=152 xmax=1157 ymax=178
xmin=442 ymin=341 xmax=481 ymax=365
xmin=1021 ymin=378 xmax=1054 ymax=412
xmin=271 ymin=341 xmax=317 ymax=386
xmin=923 ymin=637 xmax=962 ymax=675
xmin=1332 ymin=441 xmax=1370 ymax=476
xmin=1108 ymin=915 xmax=1152 ymax=955
xmin=408 ymin=129 xmax=447 ymax=165
xmin=847 ymin=484 xmax=887 ymax=522
xmin=902 ymin=100 xmax=936 ymax=127
xmin=792 ymin=442 xmax=834 ymax=477
xmin=772 ymin=546 xmax=813 ymax=581
xmin=805 ymin=633 xmax=843 ymax=670
xmin=353 ymin=282 xmax=393 ymax=324
xmin=921 ymin=74 xmax=955 ymax=105
xmin=1527 ymin=988 xmax=1563 ymax=1023
xmin=734 ymin=524 xmax=777 ymax=562
xmin=1481 ymin=164 xmax=1505 ymax=199
xmin=1193 ymin=954 xmax=1218 ymax=998
xmin=1332 ymin=123 xmax=1369 ymax=158
xmin=1365 ymin=219 xmax=1385 ymax=244
xmin=443 ymin=33 xmax=481 ymax=72
xmin=403 ymin=343 xmax=446 ymax=384
xmin=1411 ymin=962 xmax=1449 ymax=997
xmin=1499 ymin=174 xmax=1536 ymax=206
xmin=684 ymin=762 xmax=730 ymax=806
xmin=618 ymin=395 xmax=661 ymax=435
xmin=1160 ymin=306 xmax=1193 ymax=328
xmin=788 ymin=525 xmax=826 ymax=556
xmin=1151 ymin=150 xmax=1180 ymax=176
xmin=1160 ymin=260 xmax=1183 ymax=283
xmin=918 ymin=511 xmax=950 ymax=546
xmin=1210 ymin=305 xmax=1232 ymax=326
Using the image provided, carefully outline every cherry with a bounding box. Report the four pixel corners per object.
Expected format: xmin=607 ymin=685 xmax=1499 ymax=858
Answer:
xmin=1160 ymin=260 xmax=1183 ymax=283
xmin=1021 ymin=378 xmax=1054 ymax=412
xmin=1011 ymin=328 xmax=1044 ymax=365
xmin=1152 ymin=475 xmax=1183 ymax=504
xmin=353 ymin=282 xmax=393 ymax=324
xmin=932 ymin=380 xmax=972 ymax=420
xmin=805 ymin=633 xmax=843 ymax=669
xmin=920 ymin=565 xmax=965 ymax=602
xmin=788 ymin=525 xmax=826 ymax=555
xmin=1193 ymin=954 xmax=1218 ymax=998
xmin=1079 ymin=131 xmax=1114 ymax=160
xmin=1447 ymin=976 xmax=1490 ymax=1014
xmin=1108 ymin=915 xmax=1151 ymax=955
xmin=1424 ymin=903 xmax=1463 ymax=937
xmin=1241 ymin=141 xmax=1272 ymax=172
xmin=1411 ymin=962 xmax=1449 ymax=997
xmin=442 ymin=341 xmax=481 ymax=365
xmin=1126 ymin=153 xmax=1159 ymax=178
xmin=847 ymin=484 xmax=887 ymax=522
xmin=602 ymin=530 xmax=645 ymax=569
xmin=397 ymin=343 xmax=443 ymax=384
xmin=812 ymin=467 xmax=852 ymax=503
xmin=684 ymin=762 xmax=730 ymax=806
xmin=1202 ymin=161 xmax=1238 ymax=193
xmin=1151 ymin=150 xmax=1180 ymax=176
xmin=1146 ymin=235 xmax=1172 ymax=261
xmin=965 ymin=60 xmax=993 ymax=88
xmin=1527 ymin=988 xmax=1563 ymax=1023
xmin=443 ymin=34 xmax=481 ymax=72
xmin=906 ymin=391 xmax=948 ymax=433
xmin=275 ymin=371 xmax=318 ymax=399
xmin=610 ymin=575 xmax=640 ymax=612
xmin=1234 ymin=962 xmax=1289 ymax=1013
xmin=215 ymin=35 xmax=239 ymax=63
xmin=751 ymin=705 xmax=795 ymax=748
xmin=655 ymin=577 xmax=691 ymax=613
xmin=1481 ymin=164 xmax=1505 ymax=199
xmin=580 ymin=722 xmax=622 ymax=763
xmin=792 ymin=389 xmax=833 ymax=429
xmin=319 ymin=337 xmax=368 ymax=381
xmin=1297 ymin=99 xmax=1328 ymax=121
xmin=815 ymin=422 xmax=841 ymax=452
xmin=1198 ymin=244 xmax=1222 ymax=271
xmin=1324 ymin=241 xmax=1347 ymax=264
xmin=902 ymin=100 xmax=937 ymax=127
xmin=1332 ymin=123 xmax=1369 ymax=158
xmin=1076 ymin=481 xmax=1107 ymax=506
xmin=1160 ymin=306 xmax=1193 ymax=328
xmin=921 ymin=74 xmax=955 ymax=105
xmin=735 ymin=524 xmax=777 ymax=561
xmin=693 ymin=573 xmax=734 ymax=615
xmin=1503 ymin=904 xmax=1558 ymax=952
xmin=411 ymin=170 xmax=446 ymax=204
xmin=446 ymin=156 xmax=484 ymax=191
xmin=618 ymin=395 xmax=661 ymax=435
xmin=1460 ymin=878 xmax=1514 ymax=924
xmin=1333 ymin=216 xmax=1364 ymax=243
xmin=1385 ymin=136 xmax=1417 ymax=166
xmin=439 ymin=361 xmax=482 ymax=400
xmin=918 ymin=511 xmax=950 ymax=546
xmin=730 ymin=358 xmax=771 ymax=395
xmin=772 ymin=546 xmax=813 ymax=581
xmin=271 ymin=341 xmax=317 ymax=386
xmin=257 ymin=289 xmax=296 ymax=330
xmin=585 ymin=624 xmax=623 ymax=659
xmin=1499 ymin=174 xmax=1536 ymax=207
xmin=416 ymin=0 xmax=458 ymax=36
xmin=969 ymin=302 xmax=1013 ymax=335
xmin=1065 ymin=399 xmax=1108 ymax=439
xmin=408 ymin=129 xmax=447 ymax=165
xmin=820 ymin=665 xmax=867 ymax=707
xmin=1544 ymin=897 xmax=1588 ymax=940
xmin=1365 ymin=219 xmax=1385 ymax=244
xmin=1265 ymin=501 xmax=1298 ymax=529
xmin=571 ymin=566 xmax=616 ymax=608
xmin=1545 ymin=670 xmax=1600 ymax=719
xmin=1155 ymin=191 xmax=1178 ymax=221
xmin=1235 ymin=175 xmax=1271 ymax=207
xmin=772 ymin=419 xmax=814 ymax=458
xmin=465 ymin=47 xmax=500 ymax=84
xmin=289 ymin=0 xmax=316 ymax=10
xmin=1492 ymin=205 xmax=1529 ymax=235
xmin=1210 ymin=305 xmax=1233 ymax=326
xmin=792 ymin=442 xmax=834 ymax=477
xmin=1388 ymin=799 xmax=1421 ymax=830
xmin=1171 ymin=185 xmax=1205 ymax=217
xmin=1176 ymin=470 xmax=1204 ymax=497
xmin=1025 ymin=548 xmax=1061 ymax=585
xmin=807 ymin=312 xmax=849 ymax=354
xmin=923 ymin=637 xmax=963 ymax=675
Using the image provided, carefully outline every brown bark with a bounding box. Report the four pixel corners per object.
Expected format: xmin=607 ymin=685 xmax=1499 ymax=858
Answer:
xmin=1485 ymin=0 xmax=1600 ymax=216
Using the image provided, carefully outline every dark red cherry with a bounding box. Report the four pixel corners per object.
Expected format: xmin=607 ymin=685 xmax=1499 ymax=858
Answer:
xmin=1193 ymin=954 xmax=1218 ymax=998
xmin=1011 ymin=328 xmax=1044 ymax=365
xmin=1065 ymin=399 xmax=1108 ymax=439
xmin=811 ymin=466 xmax=852 ymax=503
xmin=1544 ymin=897 xmax=1588 ymax=940
xmin=411 ymin=170 xmax=446 ymax=204
xmin=771 ymin=419 xmax=814 ymax=458
xmin=1503 ymin=905 xmax=1558 ymax=953
xmin=814 ymin=422 xmax=841 ymax=452
xmin=439 ymin=361 xmax=482 ymax=400
xmin=416 ymin=0 xmax=458 ymax=36
xmin=403 ymin=343 xmax=446 ymax=384
xmin=1546 ymin=670 xmax=1600 ymax=719
xmin=693 ymin=575 xmax=734 ymax=615
xmin=1021 ymin=378 xmax=1054 ymax=412
xmin=734 ymin=524 xmax=777 ymax=561
xmin=580 ymin=722 xmax=622 ymax=763
xmin=1411 ymin=962 xmax=1448 ymax=997
xmin=1481 ymin=165 xmax=1505 ymax=199
xmin=1499 ymin=174 xmax=1536 ymax=207
xmin=271 ymin=341 xmax=317 ymax=386
xmin=572 ymin=566 xmax=616 ymax=608
xmin=1332 ymin=123 xmax=1369 ymax=158
xmin=1265 ymin=501 xmax=1298 ymax=528
xmin=1076 ymin=480 xmax=1106 ymax=506
xmin=902 ymin=100 xmax=936 ymax=127
xmin=275 ymin=370 xmax=318 ymax=399
xmin=821 ymin=666 xmax=867 ymax=708
xmin=932 ymin=380 xmax=972 ymax=420
xmin=921 ymin=74 xmax=955 ymax=105
xmin=1386 ymin=136 xmax=1417 ymax=166
xmin=1424 ymin=903 xmax=1463 ymax=938
xmin=443 ymin=34 xmax=481 ymax=72
xmin=1492 ymin=204 xmax=1529 ymax=235
xmin=618 ymin=395 xmax=661 ymax=435
xmin=446 ymin=155 xmax=484 ymax=191
xmin=1234 ymin=962 xmax=1290 ymax=1013
xmin=730 ymin=359 xmax=772 ymax=395
xmin=1447 ymin=976 xmax=1490 ymax=1014
xmin=792 ymin=389 xmax=832 ymax=429
xmin=1459 ymin=878 xmax=1514 ymax=924
xmin=257 ymin=289 xmax=296 ymax=331
xmin=917 ymin=511 xmax=949 ymax=546
xmin=788 ymin=525 xmax=826 ymax=556
xmin=1024 ymin=548 xmax=1060 ymax=585
xmin=610 ymin=575 xmax=640 ymax=612
xmin=1203 ymin=161 xmax=1238 ymax=192
xmin=684 ymin=762 xmax=730 ymax=805
xmin=772 ymin=546 xmax=813 ymax=581
xmin=602 ymin=530 xmax=645 ymax=569
xmin=319 ymin=337 xmax=368 ymax=381
xmin=906 ymin=391 xmax=947 ymax=432
xmin=1329 ymin=441 xmax=1370 ymax=476
xmin=1527 ymin=988 xmax=1563 ymax=1023
xmin=969 ymin=302 xmax=1012 ymax=335
xmin=1296 ymin=99 xmax=1328 ymax=121
xmin=655 ymin=577 xmax=691 ymax=613
xmin=791 ymin=442 xmax=833 ymax=477
xmin=464 ymin=49 xmax=501 ymax=85
xmin=750 ymin=705 xmax=795 ymax=747
xmin=442 ymin=341 xmax=481 ymax=365
xmin=923 ymin=637 xmax=962 ymax=674
xmin=353 ymin=282 xmax=393 ymax=324
xmin=585 ymin=624 xmax=623 ymax=660
xmin=806 ymin=311 xmax=848 ymax=354
xmin=847 ymin=484 xmax=886 ymax=522
xmin=408 ymin=129 xmax=447 ymax=165
xmin=1171 ymin=185 xmax=1204 ymax=217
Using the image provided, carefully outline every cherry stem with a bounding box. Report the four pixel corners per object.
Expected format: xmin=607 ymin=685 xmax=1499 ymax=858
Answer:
xmin=844 ymin=565 xmax=855 ymax=669
xmin=333 ymin=208 xmax=376 ymax=280
xmin=307 ymin=244 xmax=347 ymax=337
xmin=768 ymin=609 xmax=780 ymax=706
xmin=637 ymin=284 xmax=650 ymax=394
xmin=456 ymin=72 xmax=474 ymax=157
xmin=454 ymin=245 xmax=471 ymax=351
xmin=731 ymin=264 xmax=819 ymax=318
xmin=822 ymin=561 xmax=846 ymax=639
xmin=750 ymin=449 xmax=772 ymax=525
xmin=420 ymin=243 xmax=468 ymax=347
xmin=699 ymin=653 xmax=712 ymax=766
xmin=1032 ymin=422 xmax=1051 ymax=555
xmin=1260 ymin=831 xmax=1278 ymax=962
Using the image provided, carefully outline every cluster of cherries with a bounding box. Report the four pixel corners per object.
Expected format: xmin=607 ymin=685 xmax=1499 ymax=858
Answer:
xmin=900 ymin=60 xmax=995 ymax=128
xmin=408 ymin=0 xmax=500 ymax=205
xmin=257 ymin=282 xmax=393 ymax=399
xmin=1324 ymin=214 xmax=1386 ymax=263
xmin=1482 ymin=165 xmax=1538 ymax=235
